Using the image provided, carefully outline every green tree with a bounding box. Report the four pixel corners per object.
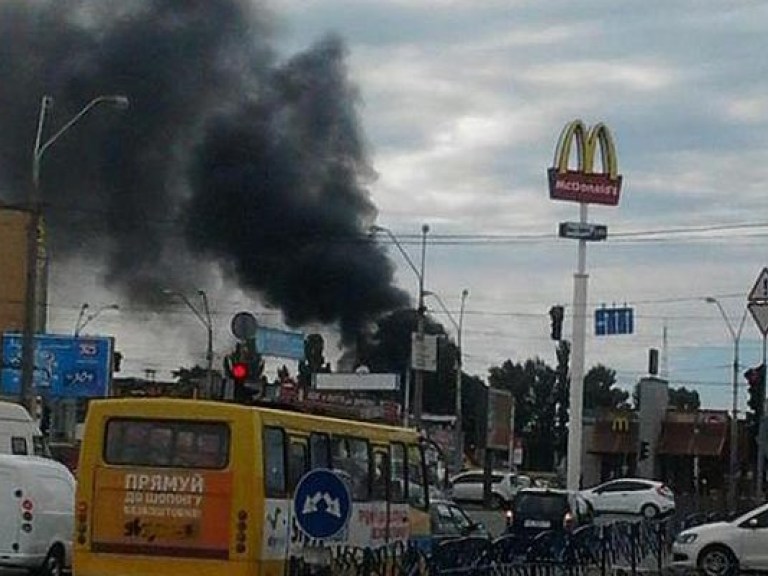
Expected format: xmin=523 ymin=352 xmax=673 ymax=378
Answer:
xmin=488 ymin=358 xmax=558 ymax=470
xmin=298 ymin=333 xmax=331 ymax=388
xmin=172 ymin=365 xmax=207 ymax=397
xmin=583 ymin=364 xmax=629 ymax=410
xmin=668 ymin=386 xmax=700 ymax=411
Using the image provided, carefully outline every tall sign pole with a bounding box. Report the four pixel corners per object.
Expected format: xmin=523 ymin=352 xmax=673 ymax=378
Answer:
xmin=747 ymin=271 xmax=768 ymax=499
xmin=548 ymin=120 xmax=623 ymax=490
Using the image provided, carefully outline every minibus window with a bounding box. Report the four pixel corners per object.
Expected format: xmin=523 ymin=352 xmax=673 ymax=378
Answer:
xmin=331 ymin=436 xmax=370 ymax=501
xmin=103 ymin=419 xmax=229 ymax=469
xmin=408 ymin=444 xmax=428 ymax=510
xmin=288 ymin=439 xmax=308 ymax=493
xmin=309 ymin=433 xmax=330 ymax=469
xmin=372 ymin=449 xmax=389 ymax=501
xmin=390 ymin=443 xmax=406 ymax=503
xmin=263 ymin=427 xmax=286 ymax=498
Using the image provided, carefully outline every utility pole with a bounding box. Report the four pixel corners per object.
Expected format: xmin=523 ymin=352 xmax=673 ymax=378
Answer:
xmin=21 ymin=94 xmax=128 ymax=412
xmin=412 ymin=223 xmax=429 ymax=428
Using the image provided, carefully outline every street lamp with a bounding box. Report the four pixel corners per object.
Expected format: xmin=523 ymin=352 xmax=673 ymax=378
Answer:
xmin=370 ymin=224 xmax=430 ymax=427
xmin=424 ymin=289 xmax=469 ymax=472
xmin=164 ymin=289 xmax=214 ymax=399
xmin=20 ymin=94 xmax=129 ymax=411
xmin=74 ymin=303 xmax=119 ymax=337
xmin=705 ymin=296 xmax=748 ymax=509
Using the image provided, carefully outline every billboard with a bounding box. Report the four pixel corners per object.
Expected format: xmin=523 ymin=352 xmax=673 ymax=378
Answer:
xmin=1 ymin=332 xmax=113 ymax=398
xmin=548 ymin=120 xmax=623 ymax=206
xmin=255 ymin=326 xmax=304 ymax=360
xmin=314 ymin=373 xmax=399 ymax=391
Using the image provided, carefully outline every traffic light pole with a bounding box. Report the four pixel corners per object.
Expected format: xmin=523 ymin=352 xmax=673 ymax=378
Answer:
xmin=757 ymin=335 xmax=767 ymax=501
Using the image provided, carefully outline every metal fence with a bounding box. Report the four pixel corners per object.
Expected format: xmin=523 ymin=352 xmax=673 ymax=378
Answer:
xmin=287 ymin=518 xmax=679 ymax=576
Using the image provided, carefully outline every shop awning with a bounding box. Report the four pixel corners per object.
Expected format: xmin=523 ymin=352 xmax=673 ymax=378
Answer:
xmin=657 ymin=420 xmax=727 ymax=457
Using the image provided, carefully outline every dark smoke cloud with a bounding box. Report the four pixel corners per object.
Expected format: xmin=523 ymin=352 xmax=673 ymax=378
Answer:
xmin=0 ymin=0 xmax=408 ymax=343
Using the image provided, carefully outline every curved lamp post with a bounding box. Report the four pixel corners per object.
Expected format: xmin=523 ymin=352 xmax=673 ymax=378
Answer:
xmin=164 ymin=289 xmax=214 ymax=399
xmin=74 ymin=303 xmax=119 ymax=337
xmin=424 ymin=289 xmax=469 ymax=472
xmin=705 ymin=296 xmax=748 ymax=509
xmin=75 ymin=302 xmax=120 ymax=338
xmin=20 ymin=94 xmax=129 ymax=411
xmin=370 ymin=224 xmax=430 ymax=428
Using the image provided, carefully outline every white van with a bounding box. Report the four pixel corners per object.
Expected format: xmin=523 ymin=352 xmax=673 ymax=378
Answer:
xmin=0 ymin=400 xmax=48 ymax=456
xmin=0 ymin=454 xmax=75 ymax=575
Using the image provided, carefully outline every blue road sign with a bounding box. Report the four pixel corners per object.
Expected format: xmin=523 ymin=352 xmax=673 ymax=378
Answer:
xmin=2 ymin=332 xmax=113 ymax=398
xmin=595 ymin=307 xmax=634 ymax=336
xmin=293 ymin=468 xmax=351 ymax=539
xmin=256 ymin=326 xmax=305 ymax=360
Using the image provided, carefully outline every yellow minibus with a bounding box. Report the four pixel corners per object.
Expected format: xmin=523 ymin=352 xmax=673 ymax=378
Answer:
xmin=73 ymin=398 xmax=433 ymax=576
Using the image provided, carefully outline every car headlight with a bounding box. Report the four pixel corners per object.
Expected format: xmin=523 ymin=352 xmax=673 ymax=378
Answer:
xmin=675 ymin=533 xmax=698 ymax=545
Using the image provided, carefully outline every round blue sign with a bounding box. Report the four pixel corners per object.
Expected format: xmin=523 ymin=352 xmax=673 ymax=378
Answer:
xmin=293 ymin=468 xmax=352 ymax=539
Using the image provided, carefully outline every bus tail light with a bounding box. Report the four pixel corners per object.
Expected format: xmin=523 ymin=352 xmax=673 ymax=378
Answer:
xmin=76 ymin=501 xmax=89 ymax=545
xmin=235 ymin=510 xmax=248 ymax=554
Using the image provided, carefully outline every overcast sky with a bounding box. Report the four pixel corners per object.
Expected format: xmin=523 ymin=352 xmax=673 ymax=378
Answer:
xmin=44 ymin=0 xmax=768 ymax=411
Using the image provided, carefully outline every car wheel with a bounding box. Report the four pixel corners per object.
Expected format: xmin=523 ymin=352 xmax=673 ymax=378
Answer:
xmin=640 ymin=503 xmax=659 ymax=518
xmin=697 ymin=545 xmax=738 ymax=576
xmin=489 ymin=493 xmax=505 ymax=509
xmin=34 ymin=546 xmax=64 ymax=576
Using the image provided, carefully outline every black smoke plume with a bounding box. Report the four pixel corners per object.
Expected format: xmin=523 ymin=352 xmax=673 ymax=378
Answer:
xmin=0 ymin=0 xmax=408 ymax=343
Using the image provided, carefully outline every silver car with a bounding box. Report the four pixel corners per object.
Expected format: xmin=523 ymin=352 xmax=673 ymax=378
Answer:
xmin=449 ymin=470 xmax=531 ymax=508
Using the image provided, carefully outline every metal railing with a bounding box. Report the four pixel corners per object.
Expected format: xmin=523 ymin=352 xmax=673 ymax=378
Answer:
xmin=285 ymin=518 xmax=680 ymax=576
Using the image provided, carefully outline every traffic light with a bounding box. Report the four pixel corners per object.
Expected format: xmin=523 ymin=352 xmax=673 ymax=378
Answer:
xmin=638 ymin=440 xmax=650 ymax=461
xmin=549 ymin=305 xmax=564 ymax=341
xmin=745 ymin=364 xmax=766 ymax=439
xmin=230 ymin=362 xmax=249 ymax=384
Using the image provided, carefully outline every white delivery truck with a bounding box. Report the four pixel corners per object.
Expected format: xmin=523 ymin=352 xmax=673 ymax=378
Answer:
xmin=0 ymin=454 xmax=75 ymax=575
xmin=0 ymin=400 xmax=49 ymax=456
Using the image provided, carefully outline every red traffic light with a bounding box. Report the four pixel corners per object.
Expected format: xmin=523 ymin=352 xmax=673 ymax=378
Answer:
xmin=231 ymin=362 xmax=248 ymax=381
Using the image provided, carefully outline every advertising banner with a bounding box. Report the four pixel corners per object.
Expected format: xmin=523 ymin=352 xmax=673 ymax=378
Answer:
xmin=1 ymin=332 xmax=113 ymax=398
xmin=91 ymin=468 xmax=232 ymax=559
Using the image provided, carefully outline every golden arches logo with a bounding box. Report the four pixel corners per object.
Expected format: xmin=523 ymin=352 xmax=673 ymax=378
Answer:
xmin=611 ymin=417 xmax=629 ymax=433
xmin=548 ymin=120 xmax=623 ymax=206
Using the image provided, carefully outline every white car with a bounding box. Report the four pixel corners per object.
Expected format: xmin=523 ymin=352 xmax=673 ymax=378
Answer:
xmin=449 ymin=470 xmax=531 ymax=508
xmin=672 ymin=502 xmax=768 ymax=575
xmin=580 ymin=478 xmax=675 ymax=518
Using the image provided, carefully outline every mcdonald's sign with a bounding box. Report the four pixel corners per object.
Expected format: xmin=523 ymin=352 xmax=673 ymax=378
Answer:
xmin=548 ymin=120 xmax=623 ymax=206
xmin=611 ymin=417 xmax=630 ymax=433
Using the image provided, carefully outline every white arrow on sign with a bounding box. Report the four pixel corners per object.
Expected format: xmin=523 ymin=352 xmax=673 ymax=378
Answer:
xmin=748 ymin=267 xmax=768 ymax=301
xmin=748 ymin=302 xmax=768 ymax=336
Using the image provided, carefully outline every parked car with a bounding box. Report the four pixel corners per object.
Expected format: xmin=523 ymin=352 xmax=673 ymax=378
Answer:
xmin=0 ymin=454 xmax=75 ymax=576
xmin=505 ymin=487 xmax=594 ymax=540
xmin=672 ymin=501 xmax=768 ymax=576
xmin=579 ymin=478 xmax=675 ymax=518
xmin=449 ymin=470 xmax=531 ymax=508
xmin=430 ymin=499 xmax=489 ymax=544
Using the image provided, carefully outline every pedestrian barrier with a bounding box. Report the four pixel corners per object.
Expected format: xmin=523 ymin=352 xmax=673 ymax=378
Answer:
xmin=286 ymin=517 xmax=679 ymax=575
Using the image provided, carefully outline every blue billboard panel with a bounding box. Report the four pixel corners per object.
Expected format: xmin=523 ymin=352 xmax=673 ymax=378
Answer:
xmin=1 ymin=332 xmax=113 ymax=398
xmin=255 ymin=327 xmax=305 ymax=360
xmin=595 ymin=307 xmax=634 ymax=336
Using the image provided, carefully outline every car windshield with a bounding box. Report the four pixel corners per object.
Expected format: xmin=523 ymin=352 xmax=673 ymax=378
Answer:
xmin=515 ymin=493 xmax=568 ymax=518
